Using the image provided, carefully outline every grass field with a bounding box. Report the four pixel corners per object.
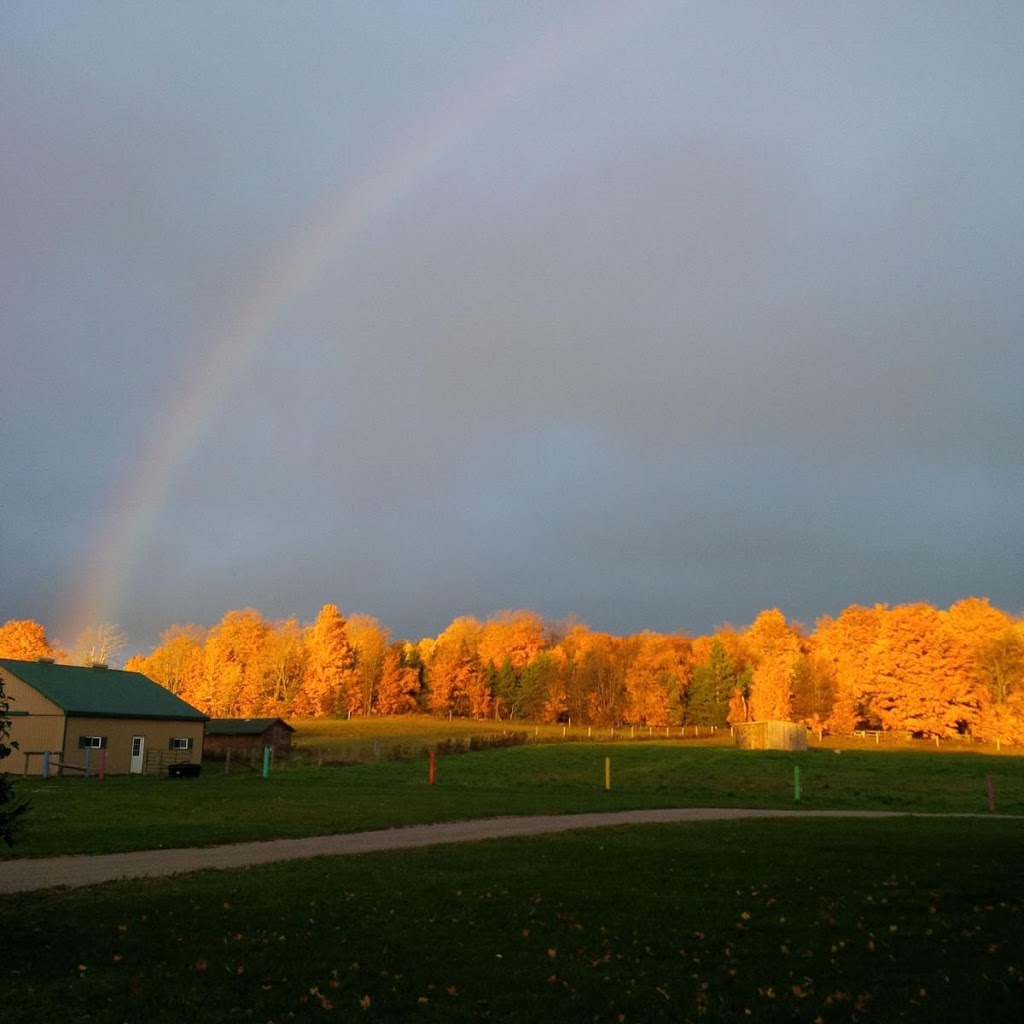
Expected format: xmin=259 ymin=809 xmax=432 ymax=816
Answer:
xmin=286 ymin=714 xmax=1015 ymax=763
xmin=4 ymin=817 xmax=1022 ymax=1022
xmin=3 ymin=726 xmax=1023 ymax=1021
xmin=4 ymin=741 xmax=1024 ymax=858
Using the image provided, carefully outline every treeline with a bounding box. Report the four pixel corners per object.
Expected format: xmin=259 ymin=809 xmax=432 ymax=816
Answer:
xmin=2 ymin=598 xmax=1022 ymax=742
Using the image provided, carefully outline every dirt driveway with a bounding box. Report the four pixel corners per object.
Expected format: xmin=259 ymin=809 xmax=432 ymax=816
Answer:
xmin=0 ymin=808 xmax=928 ymax=894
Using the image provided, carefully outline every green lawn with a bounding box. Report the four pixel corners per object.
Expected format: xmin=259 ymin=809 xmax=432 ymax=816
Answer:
xmin=4 ymin=739 xmax=1023 ymax=1021
xmin=4 ymin=817 xmax=1022 ymax=1022
xmin=4 ymin=742 xmax=1022 ymax=858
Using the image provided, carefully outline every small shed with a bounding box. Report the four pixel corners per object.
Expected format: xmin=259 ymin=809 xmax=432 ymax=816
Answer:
xmin=204 ymin=718 xmax=295 ymax=759
xmin=733 ymin=720 xmax=807 ymax=751
xmin=0 ymin=657 xmax=207 ymax=775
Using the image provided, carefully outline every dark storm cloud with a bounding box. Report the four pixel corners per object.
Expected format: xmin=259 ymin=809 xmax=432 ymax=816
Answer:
xmin=2 ymin=2 xmax=1021 ymax=656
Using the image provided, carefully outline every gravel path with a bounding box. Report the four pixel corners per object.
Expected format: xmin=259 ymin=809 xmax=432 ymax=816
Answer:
xmin=0 ymin=808 xmax=930 ymax=894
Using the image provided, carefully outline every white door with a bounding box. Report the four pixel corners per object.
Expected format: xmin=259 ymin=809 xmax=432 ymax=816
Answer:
xmin=130 ymin=736 xmax=145 ymax=774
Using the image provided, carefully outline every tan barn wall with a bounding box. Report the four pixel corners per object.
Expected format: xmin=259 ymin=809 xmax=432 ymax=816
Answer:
xmin=60 ymin=717 xmax=206 ymax=776
xmin=6 ymin=715 xmax=65 ymax=774
xmin=1 ymin=666 xmax=66 ymax=773
xmin=0 ymin=666 xmax=63 ymax=715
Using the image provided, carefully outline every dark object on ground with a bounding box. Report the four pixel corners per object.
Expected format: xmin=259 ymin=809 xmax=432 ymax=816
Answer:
xmin=167 ymin=762 xmax=202 ymax=779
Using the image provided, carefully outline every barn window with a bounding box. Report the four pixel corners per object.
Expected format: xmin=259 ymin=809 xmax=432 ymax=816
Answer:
xmin=169 ymin=737 xmax=193 ymax=751
xmin=78 ymin=735 xmax=107 ymax=749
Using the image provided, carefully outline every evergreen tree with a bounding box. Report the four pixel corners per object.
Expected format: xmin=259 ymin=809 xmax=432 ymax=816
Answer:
xmin=685 ymin=639 xmax=737 ymax=727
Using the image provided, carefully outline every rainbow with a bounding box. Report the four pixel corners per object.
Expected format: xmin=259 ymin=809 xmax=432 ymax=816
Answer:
xmin=61 ymin=2 xmax=654 ymax=650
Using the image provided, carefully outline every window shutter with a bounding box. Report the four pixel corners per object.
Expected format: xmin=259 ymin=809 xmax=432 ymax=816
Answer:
xmin=187 ymin=737 xmax=194 ymax=750
xmin=100 ymin=736 xmax=108 ymax=749
xmin=169 ymin=738 xmax=175 ymax=750
xmin=78 ymin=735 xmax=87 ymax=749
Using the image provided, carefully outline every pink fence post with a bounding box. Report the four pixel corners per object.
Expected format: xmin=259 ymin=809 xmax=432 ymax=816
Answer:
xmin=429 ymin=750 xmax=436 ymax=785
xmin=98 ymin=747 xmax=106 ymax=780
xmin=986 ymin=775 xmax=996 ymax=813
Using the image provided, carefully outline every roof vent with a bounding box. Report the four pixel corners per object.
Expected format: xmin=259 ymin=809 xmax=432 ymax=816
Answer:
xmin=89 ymin=662 xmax=109 ymax=670
xmin=36 ymin=656 xmax=55 ymax=664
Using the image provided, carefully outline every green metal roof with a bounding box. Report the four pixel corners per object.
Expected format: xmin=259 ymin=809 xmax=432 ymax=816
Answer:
xmin=0 ymin=659 xmax=207 ymax=721
xmin=205 ymin=718 xmax=294 ymax=735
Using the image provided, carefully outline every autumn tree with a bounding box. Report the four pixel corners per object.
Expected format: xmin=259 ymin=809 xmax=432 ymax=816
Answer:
xmin=957 ymin=606 xmax=1024 ymax=745
xmin=0 ymin=619 xmax=57 ymax=661
xmin=426 ymin=641 xmax=480 ymax=716
xmin=75 ymin=622 xmax=126 ymax=667
xmin=198 ymin=608 xmax=274 ymax=717
xmin=944 ymin=599 xmax=1023 ymax=721
xmin=345 ymin=614 xmax=390 ymax=716
xmin=560 ymin=628 xmax=624 ymax=726
xmin=126 ymin=624 xmax=206 ymax=699
xmin=979 ymin=626 xmax=1024 ymax=706
xmin=262 ymin=618 xmax=308 ymax=712
xmin=789 ymin=652 xmax=835 ymax=728
xmin=424 ymin=617 xmax=490 ymax=717
xmin=813 ymin=605 xmax=886 ymax=733
xmin=478 ymin=610 xmax=548 ymax=719
xmin=744 ymin=609 xmax=802 ymax=722
xmin=478 ymin=610 xmax=547 ymax=671
xmin=867 ymin=603 xmax=977 ymax=737
xmin=375 ymin=644 xmax=422 ymax=715
xmin=622 ymin=632 xmax=690 ymax=726
xmin=293 ymin=604 xmax=357 ymax=717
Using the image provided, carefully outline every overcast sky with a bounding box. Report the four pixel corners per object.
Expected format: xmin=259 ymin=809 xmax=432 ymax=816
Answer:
xmin=3 ymin=2 xmax=1022 ymax=658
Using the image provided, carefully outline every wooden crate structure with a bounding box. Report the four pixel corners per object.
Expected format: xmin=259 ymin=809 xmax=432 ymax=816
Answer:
xmin=733 ymin=720 xmax=807 ymax=751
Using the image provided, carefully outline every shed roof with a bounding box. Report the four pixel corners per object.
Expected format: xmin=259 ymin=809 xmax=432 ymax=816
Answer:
xmin=0 ymin=659 xmax=206 ymax=721
xmin=205 ymin=718 xmax=295 ymax=736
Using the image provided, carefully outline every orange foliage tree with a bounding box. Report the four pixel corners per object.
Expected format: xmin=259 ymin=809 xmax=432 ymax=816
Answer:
xmin=812 ymin=605 xmax=887 ymax=733
xmin=744 ymin=609 xmax=802 ymax=722
xmin=199 ymin=609 xmax=274 ymax=717
xmin=425 ymin=617 xmax=486 ymax=716
xmin=292 ymin=604 xmax=356 ymax=717
xmin=345 ymin=614 xmax=389 ymax=716
xmin=867 ymin=603 xmax=977 ymax=737
xmin=789 ymin=651 xmax=836 ymax=729
xmin=114 ymin=595 xmax=1023 ymax=742
xmin=622 ymin=631 xmax=691 ymax=726
xmin=946 ymin=600 xmax=1024 ymax=744
xmin=375 ymin=644 xmax=422 ymax=715
xmin=125 ymin=624 xmax=205 ymax=700
xmin=560 ymin=628 xmax=625 ymax=726
xmin=261 ymin=618 xmax=307 ymax=712
xmin=0 ymin=619 xmax=58 ymax=661
xmin=478 ymin=610 xmax=549 ymax=719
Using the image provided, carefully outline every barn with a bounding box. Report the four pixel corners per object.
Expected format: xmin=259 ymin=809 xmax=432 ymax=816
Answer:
xmin=204 ymin=718 xmax=295 ymax=759
xmin=0 ymin=658 xmax=207 ymax=775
